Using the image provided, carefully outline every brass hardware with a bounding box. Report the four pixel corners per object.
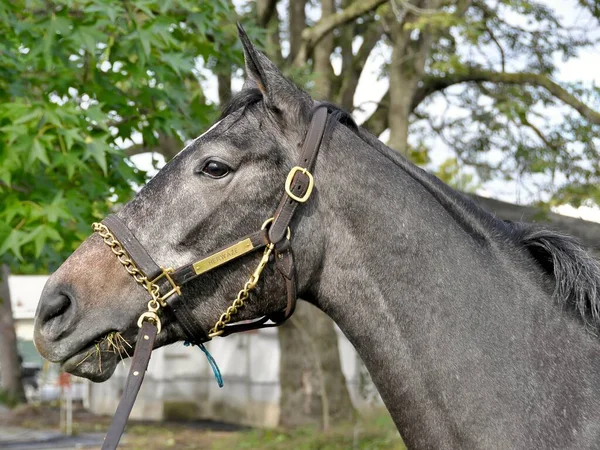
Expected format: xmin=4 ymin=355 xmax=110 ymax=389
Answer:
xmin=150 ymin=267 xmax=181 ymax=307
xmin=137 ymin=311 xmax=162 ymax=334
xmin=193 ymin=238 xmax=254 ymax=275
xmin=208 ymin=243 xmax=275 ymax=337
xmin=285 ymin=166 xmax=314 ymax=203
xmin=260 ymin=218 xmax=291 ymax=240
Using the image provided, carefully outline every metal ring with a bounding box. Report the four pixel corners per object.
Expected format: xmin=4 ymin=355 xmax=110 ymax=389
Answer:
xmin=138 ymin=311 xmax=162 ymax=334
xmin=260 ymin=217 xmax=291 ymax=240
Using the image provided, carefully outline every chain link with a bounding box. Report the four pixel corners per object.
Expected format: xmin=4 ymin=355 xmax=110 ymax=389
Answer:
xmin=92 ymin=222 xmax=163 ymax=328
xmin=209 ymin=244 xmax=274 ymax=337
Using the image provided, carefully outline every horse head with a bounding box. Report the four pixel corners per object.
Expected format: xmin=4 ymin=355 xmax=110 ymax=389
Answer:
xmin=34 ymin=26 xmax=325 ymax=382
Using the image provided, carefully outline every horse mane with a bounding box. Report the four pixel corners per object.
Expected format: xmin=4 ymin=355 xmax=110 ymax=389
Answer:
xmin=504 ymin=221 xmax=600 ymax=327
xmin=220 ymin=88 xmax=263 ymax=119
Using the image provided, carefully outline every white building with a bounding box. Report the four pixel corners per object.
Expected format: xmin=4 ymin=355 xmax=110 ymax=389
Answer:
xmin=8 ymin=275 xmax=49 ymax=367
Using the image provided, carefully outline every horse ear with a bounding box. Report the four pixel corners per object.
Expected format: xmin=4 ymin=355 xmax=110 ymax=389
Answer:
xmin=237 ymin=23 xmax=310 ymax=113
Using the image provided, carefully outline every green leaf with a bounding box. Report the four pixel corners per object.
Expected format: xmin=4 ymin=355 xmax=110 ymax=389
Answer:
xmin=0 ymin=229 xmax=24 ymax=261
xmin=84 ymin=141 xmax=108 ymax=175
xmin=29 ymin=139 xmax=51 ymax=165
xmin=13 ymin=108 xmax=43 ymax=125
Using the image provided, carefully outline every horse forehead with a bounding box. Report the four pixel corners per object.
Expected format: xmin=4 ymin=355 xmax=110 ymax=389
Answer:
xmin=174 ymin=119 xmax=224 ymax=158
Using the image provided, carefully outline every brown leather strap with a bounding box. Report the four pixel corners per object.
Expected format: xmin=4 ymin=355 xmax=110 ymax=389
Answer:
xmin=271 ymin=241 xmax=297 ymax=321
xmin=165 ymin=292 xmax=209 ymax=344
xmin=103 ymin=215 xmax=162 ymax=279
xmin=101 ymin=321 xmax=157 ymax=450
xmin=269 ymin=106 xmax=329 ymax=244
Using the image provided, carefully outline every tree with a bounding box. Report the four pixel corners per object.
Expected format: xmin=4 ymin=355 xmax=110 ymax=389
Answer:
xmin=0 ymin=0 xmax=240 ymax=405
xmin=362 ymin=0 xmax=600 ymax=207
xmin=0 ymin=265 xmax=26 ymax=405
xmin=0 ymin=1 xmax=245 ymax=266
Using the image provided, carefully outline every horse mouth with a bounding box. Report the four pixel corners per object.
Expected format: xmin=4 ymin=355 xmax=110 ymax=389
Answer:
xmin=60 ymin=330 xmax=135 ymax=382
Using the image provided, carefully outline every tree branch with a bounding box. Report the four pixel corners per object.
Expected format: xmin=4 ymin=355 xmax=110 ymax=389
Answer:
xmin=337 ymin=23 xmax=383 ymax=110
xmin=0 ymin=181 xmax=29 ymax=194
xmin=412 ymin=69 xmax=600 ymax=125
xmin=520 ymin=116 xmax=553 ymax=149
xmin=256 ymin=0 xmax=278 ymax=27
xmin=294 ymin=0 xmax=388 ymax=65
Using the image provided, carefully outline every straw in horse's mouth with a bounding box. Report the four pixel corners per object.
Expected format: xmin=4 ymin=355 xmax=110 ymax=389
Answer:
xmin=75 ymin=331 xmax=132 ymax=372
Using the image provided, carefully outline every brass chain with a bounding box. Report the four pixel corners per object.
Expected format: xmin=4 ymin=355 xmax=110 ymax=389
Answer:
xmin=208 ymin=243 xmax=274 ymax=337
xmin=92 ymin=222 xmax=162 ymax=330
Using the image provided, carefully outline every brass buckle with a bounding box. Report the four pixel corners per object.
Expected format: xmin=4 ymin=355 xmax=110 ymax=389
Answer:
xmin=150 ymin=267 xmax=181 ymax=307
xmin=285 ymin=166 xmax=314 ymax=203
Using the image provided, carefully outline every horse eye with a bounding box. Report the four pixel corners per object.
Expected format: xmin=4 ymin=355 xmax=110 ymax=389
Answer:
xmin=199 ymin=160 xmax=230 ymax=179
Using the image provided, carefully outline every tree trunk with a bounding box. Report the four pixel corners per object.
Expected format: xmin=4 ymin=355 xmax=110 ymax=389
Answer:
xmin=288 ymin=0 xmax=306 ymax=63
xmin=278 ymin=302 xmax=354 ymax=429
xmin=312 ymin=0 xmax=335 ymax=99
xmin=0 ymin=265 xmax=26 ymax=405
xmin=217 ymin=65 xmax=232 ymax=107
xmin=387 ymin=0 xmax=443 ymax=154
xmin=388 ymin=43 xmax=417 ymax=155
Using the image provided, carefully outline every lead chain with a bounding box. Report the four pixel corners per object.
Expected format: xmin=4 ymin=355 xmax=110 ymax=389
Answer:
xmin=209 ymin=243 xmax=274 ymax=337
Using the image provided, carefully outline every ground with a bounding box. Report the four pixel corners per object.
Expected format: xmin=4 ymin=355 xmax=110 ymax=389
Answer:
xmin=0 ymin=404 xmax=406 ymax=450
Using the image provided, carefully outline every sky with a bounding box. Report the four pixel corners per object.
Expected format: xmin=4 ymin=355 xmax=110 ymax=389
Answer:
xmin=131 ymin=0 xmax=600 ymax=223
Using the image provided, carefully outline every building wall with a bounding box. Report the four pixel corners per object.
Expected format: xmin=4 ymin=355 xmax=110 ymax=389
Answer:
xmin=88 ymin=326 xmax=380 ymax=427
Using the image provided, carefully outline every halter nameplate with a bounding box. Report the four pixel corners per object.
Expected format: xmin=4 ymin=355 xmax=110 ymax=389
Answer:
xmin=192 ymin=238 xmax=255 ymax=275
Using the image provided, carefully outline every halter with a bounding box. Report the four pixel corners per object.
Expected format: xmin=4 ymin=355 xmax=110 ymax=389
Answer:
xmin=94 ymin=105 xmax=329 ymax=449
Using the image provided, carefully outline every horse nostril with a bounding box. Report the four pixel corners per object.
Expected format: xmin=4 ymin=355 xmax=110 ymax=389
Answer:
xmin=45 ymin=294 xmax=71 ymax=321
xmin=38 ymin=291 xmax=74 ymax=339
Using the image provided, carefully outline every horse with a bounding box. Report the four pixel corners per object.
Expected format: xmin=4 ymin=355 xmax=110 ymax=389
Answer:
xmin=34 ymin=25 xmax=600 ymax=449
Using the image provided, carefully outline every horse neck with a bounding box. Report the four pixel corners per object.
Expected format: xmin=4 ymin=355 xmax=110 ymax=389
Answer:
xmin=298 ymin=124 xmax=600 ymax=449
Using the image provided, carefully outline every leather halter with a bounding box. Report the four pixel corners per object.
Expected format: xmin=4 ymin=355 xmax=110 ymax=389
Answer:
xmin=94 ymin=105 xmax=329 ymax=449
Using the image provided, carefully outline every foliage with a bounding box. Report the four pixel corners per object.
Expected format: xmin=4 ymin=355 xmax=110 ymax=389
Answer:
xmin=435 ymin=157 xmax=480 ymax=193
xmin=0 ymin=387 xmax=22 ymax=408
xmin=410 ymin=0 xmax=600 ymax=205
xmin=0 ymin=0 xmax=244 ymax=272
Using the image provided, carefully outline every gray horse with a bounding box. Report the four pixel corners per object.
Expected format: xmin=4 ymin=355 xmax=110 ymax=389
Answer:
xmin=34 ymin=27 xmax=600 ymax=449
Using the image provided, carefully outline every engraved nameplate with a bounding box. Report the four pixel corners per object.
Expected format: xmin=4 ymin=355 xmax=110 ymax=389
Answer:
xmin=192 ymin=239 xmax=254 ymax=275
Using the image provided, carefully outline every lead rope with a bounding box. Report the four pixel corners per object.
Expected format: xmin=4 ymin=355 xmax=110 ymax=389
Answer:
xmin=184 ymin=341 xmax=224 ymax=388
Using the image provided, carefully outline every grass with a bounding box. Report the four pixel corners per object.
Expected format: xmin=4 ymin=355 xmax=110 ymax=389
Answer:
xmin=120 ymin=411 xmax=406 ymax=450
xmin=0 ymin=389 xmax=23 ymax=408
xmin=2 ymin=403 xmax=406 ymax=450
xmin=213 ymin=413 xmax=406 ymax=450
xmin=75 ymin=331 xmax=132 ymax=372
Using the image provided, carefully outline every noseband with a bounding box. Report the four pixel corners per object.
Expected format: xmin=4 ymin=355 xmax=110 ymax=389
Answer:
xmin=93 ymin=105 xmax=329 ymax=449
